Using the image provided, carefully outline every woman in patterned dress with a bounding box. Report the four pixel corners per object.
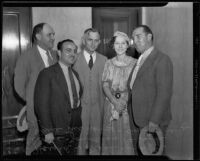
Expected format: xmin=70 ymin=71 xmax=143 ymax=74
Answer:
xmin=101 ymin=31 xmax=137 ymax=155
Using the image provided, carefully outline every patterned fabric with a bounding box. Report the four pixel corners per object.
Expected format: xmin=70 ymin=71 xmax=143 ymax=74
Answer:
xmin=68 ymin=67 xmax=78 ymax=108
xmin=31 ymin=127 xmax=81 ymax=155
xmin=102 ymin=56 xmax=136 ymax=155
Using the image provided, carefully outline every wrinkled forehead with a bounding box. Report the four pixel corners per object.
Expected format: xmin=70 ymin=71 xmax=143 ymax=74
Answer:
xmin=132 ymin=27 xmax=145 ymax=36
xmin=62 ymin=41 xmax=76 ymax=49
xmin=42 ymin=24 xmax=55 ymax=34
xmin=86 ymin=31 xmax=100 ymax=39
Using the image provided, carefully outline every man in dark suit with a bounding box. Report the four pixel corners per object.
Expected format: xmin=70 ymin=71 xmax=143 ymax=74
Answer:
xmin=127 ymin=25 xmax=173 ymax=155
xmin=34 ymin=39 xmax=82 ymax=155
xmin=14 ymin=23 xmax=58 ymax=155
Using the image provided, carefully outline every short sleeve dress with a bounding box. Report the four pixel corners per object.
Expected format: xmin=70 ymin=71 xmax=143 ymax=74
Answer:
xmin=102 ymin=55 xmax=136 ymax=155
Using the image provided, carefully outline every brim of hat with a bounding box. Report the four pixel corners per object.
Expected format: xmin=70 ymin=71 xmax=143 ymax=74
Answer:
xmin=16 ymin=106 xmax=28 ymax=132
xmin=139 ymin=125 xmax=164 ymax=155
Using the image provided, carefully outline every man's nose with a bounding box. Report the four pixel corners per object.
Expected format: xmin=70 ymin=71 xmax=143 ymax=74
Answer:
xmin=119 ymin=43 xmax=123 ymax=48
xmin=50 ymin=35 xmax=55 ymax=40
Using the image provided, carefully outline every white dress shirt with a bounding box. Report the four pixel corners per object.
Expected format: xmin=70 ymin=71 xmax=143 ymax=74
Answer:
xmin=59 ymin=61 xmax=80 ymax=108
xmin=130 ymin=46 xmax=154 ymax=89
xmin=83 ymin=50 xmax=96 ymax=65
xmin=37 ymin=45 xmax=53 ymax=68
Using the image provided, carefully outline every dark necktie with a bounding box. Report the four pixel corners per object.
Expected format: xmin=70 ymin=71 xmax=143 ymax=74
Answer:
xmin=88 ymin=55 xmax=93 ymax=69
xmin=68 ymin=67 xmax=78 ymax=109
xmin=46 ymin=51 xmax=53 ymax=66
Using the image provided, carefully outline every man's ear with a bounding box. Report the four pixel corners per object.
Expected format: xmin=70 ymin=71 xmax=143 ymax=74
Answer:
xmin=81 ymin=36 xmax=85 ymax=46
xmin=147 ymin=34 xmax=152 ymax=41
xmin=36 ymin=33 xmax=41 ymax=41
xmin=57 ymin=50 xmax=61 ymax=58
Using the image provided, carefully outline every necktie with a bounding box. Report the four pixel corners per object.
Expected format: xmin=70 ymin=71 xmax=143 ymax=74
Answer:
xmin=88 ymin=55 xmax=93 ymax=69
xmin=68 ymin=67 xmax=78 ymax=109
xmin=46 ymin=51 xmax=53 ymax=66
xmin=130 ymin=55 xmax=144 ymax=89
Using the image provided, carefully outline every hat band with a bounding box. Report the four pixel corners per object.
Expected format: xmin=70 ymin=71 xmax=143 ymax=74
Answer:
xmin=147 ymin=131 xmax=160 ymax=154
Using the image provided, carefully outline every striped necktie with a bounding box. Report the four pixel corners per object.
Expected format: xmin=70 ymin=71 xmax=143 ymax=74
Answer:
xmin=68 ymin=67 xmax=78 ymax=109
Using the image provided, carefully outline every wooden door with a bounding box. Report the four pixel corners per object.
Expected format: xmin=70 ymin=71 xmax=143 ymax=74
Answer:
xmin=2 ymin=7 xmax=32 ymax=117
xmin=2 ymin=7 xmax=32 ymax=155
xmin=92 ymin=7 xmax=141 ymax=59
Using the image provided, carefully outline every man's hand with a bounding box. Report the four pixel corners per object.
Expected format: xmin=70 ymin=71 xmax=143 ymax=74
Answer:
xmin=44 ymin=132 xmax=54 ymax=144
xmin=148 ymin=121 xmax=159 ymax=133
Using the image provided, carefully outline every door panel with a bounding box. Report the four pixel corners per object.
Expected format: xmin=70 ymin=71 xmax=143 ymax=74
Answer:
xmin=2 ymin=7 xmax=32 ymax=155
xmin=2 ymin=7 xmax=32 ymax=117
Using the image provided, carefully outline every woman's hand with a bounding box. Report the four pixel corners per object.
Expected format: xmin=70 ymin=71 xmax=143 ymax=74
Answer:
xmin=112 ymin=98 xmax=127 ymax=113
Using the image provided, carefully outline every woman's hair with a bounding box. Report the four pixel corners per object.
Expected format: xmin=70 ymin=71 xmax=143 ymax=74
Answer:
xmin=108 ymin=36 xmax=131 ymax=56
xmin=109 ymin=36 xmax=130 ymax=49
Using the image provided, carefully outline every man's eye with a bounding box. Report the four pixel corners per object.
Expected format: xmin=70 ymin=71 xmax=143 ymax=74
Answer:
xmin=66 ymin=49 xmax=72 ymax=52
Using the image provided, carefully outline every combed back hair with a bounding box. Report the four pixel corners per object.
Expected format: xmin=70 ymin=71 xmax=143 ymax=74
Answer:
xmin=32 ymin=23 xmax=46 ymax=43
xmin=83 ymin=28 xmax=100 ymax=38
xmin=57 ymin=39 xmax=77 ymax=51
xmin=135 ymin=25 xmax=154 ymax=41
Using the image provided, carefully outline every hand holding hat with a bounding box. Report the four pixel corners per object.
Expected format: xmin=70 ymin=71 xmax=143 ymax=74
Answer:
xmin=139 ymin=124 xmax=164 ymax=155
xmin=148 ymin=121 xmax=159 ymax=133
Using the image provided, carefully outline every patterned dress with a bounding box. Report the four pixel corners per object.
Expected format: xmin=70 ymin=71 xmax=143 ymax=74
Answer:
xmin=102 ymin=55 xmax=136 ymax=155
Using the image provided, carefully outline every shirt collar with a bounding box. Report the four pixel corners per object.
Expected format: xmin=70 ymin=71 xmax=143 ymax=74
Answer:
xmin=83 ymin=50 xmax=96 ymax=62
xmin=141 ymin=46 xmax=154 ymax=59
xmin=59 ymin=60 xmax=70 ymax=69
xmin=37 ymin=45 xmax=48 ymax=55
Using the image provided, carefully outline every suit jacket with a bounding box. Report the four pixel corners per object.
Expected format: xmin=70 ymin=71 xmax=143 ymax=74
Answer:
xmin=34 ymin=63 xmax=83 ymax=136
xmin=73 ymin=51 xmax=107 ymax=154
xmin=127 ymin=48 xmax=173 ymax=128
xmin=14 ymin=44 xmax=58 ymax=155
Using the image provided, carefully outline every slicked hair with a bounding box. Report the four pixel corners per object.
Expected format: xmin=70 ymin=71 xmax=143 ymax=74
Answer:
xmin=83 ymin=28 xmax=100 ymax=38
xmin=57 ymin=39 xmax=77 ymax=51
xmin=32 ymin=23 xmax=46 ymax=43
xmin=134 ymin=25 xmax=154 ymax=41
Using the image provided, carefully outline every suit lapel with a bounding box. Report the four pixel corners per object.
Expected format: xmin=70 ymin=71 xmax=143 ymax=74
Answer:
xmin=135 ymin=48 xmax=158 ymax=80
xmin=33 ymin=45 xmax=46 ymax=70
xmin=80 ymin=51 xmax=90 ymax=68
xmin=54 ymin=63 xmax=71 ymax=103
xmin=71 ymin=68 xmax=83 ymax=98
xmin=49 ymin=49 xmax=59 ymax=63
xmin=79 ymin=51 xmax=90 ymax=74
xmin=127 ymin=63 xmax=137 ymax=90
xmin=93 ymin=52 xmax=101 ymax=70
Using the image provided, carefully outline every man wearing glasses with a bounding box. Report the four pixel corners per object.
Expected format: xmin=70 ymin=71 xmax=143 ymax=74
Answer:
xmin=34 ymin=39 xmax=82 ymax=155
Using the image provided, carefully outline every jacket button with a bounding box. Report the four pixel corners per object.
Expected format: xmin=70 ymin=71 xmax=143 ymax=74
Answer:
xmin=68 ymin=111 xmax=71 ymax=114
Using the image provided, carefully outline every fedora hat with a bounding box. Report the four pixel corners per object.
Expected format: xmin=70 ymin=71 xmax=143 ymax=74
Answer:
xmin=139 ymin=125 xmax=164 ymax=155
xmin=16 ymin=106 xmax=28 ymax=132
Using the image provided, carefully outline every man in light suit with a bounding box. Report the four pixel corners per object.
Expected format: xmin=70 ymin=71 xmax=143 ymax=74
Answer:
xmin=127 ymin=25 xmax=173 ymax=155
xmin=14 ymin=23 xmax=58 ymax=155
xmin=34 ymin=39 xmax=82 ymax=155
xmin=73 ymin=28 xmax=107 ymax=155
